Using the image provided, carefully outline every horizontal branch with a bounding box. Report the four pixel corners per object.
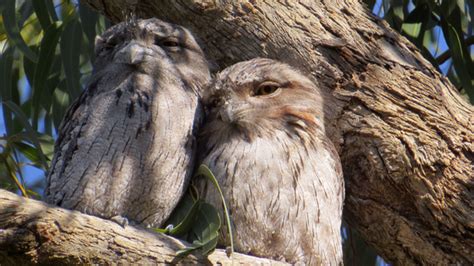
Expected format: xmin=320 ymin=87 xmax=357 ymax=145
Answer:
xmin=0 ymin=189 xmax=286 ymax=265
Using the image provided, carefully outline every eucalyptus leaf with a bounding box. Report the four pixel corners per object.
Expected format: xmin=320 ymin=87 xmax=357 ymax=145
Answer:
xmin=37 ymin=133 xmax=54 ymax=161
xmin=42 ymin=72 xmax=60 ymax=113
xmin=22 ymin=48 xmax=37 ymax=89
xmin=2 ymin=101 xmax=48 ymax=170
xmin=32 ymin=0 xmax=52 ymax=30
xmin=153 ymin=197 xmax=203 ymax=236
xmin=195 ymin=164 xmax=234 ymax=255
xmin=175 ymin=244 xmax=201 ymax=257
xmin=45 ymin=0 xmax=58 ymax=21
xmin=32 ymin=21 xmax=63 ymax=129
xmin=168 ymin=198 xmax=203 ymax=236
xmin=61 ymin=19 xmax=83 ymax=100
xmin=1 ymin=151 xmax=28 ymax=197
xmin=0 ymin=45 xmax=14 ymax=135
xmin=441 ymin=21 xmax=474 ymax=99
xmin=153 ymin=166 xmax=236 ymax=258
xmin=52 ymin=80 xmax=70 ymax=129
xmin=405 ymin=3 xmax=430 ymax=23
xmin=192 ymin=202 xmax=220 ymax=255
xmin=12 ymin=141 xmax=43 ymax=167
xmin=79 ymin=2 xmax=98 ymax=58
xmin=176 ymin=202 xmax=221 ymax=257
xmin=441 ymin=0 xmax=459 ymax=17
xmin=2 ymin=0 xmax=38 ymax=62
xmin=457 ymin=0 xmax=466 ymax=14
xmin=18 ymin=1 xmax=34 ymax=27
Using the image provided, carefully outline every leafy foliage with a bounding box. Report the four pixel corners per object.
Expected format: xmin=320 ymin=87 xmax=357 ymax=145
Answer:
xmin=153 ymin=165 xmax=234 ymax=258
xmin=365 ymin=0 xmax=474 ymax=101
xmin=0 ymin=0 xmax=107 ymax=196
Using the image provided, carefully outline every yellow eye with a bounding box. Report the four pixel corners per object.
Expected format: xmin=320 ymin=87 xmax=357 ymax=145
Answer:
xmin=254 ymin=82 xmax=280 ymax=96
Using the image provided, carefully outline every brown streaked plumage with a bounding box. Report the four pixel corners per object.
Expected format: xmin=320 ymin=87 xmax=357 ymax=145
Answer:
xmin=196 ymin=58 xmax=344 ymax=265
xmin=45 ymin=18 xmax=210 ymax=228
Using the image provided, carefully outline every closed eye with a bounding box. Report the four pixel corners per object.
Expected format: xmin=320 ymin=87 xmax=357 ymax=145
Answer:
xmin=99 ymin=38 xmax=119 ymax=54
xmin=253 ymin=81 xmax=281 ymax=96
xmin=162 ymin=40 xmax=179 ymax=47
xmin=154 ymin=37 xmax=181 ymax=49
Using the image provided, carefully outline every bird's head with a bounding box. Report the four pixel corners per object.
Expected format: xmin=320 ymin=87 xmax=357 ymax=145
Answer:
xmin=92 ymin=18 xmax=210 ymax=90
xmin=202 ymin=58 xmax=325 ymax=142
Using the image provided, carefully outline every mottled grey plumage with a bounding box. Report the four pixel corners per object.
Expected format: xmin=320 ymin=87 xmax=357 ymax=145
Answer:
xmin=45 ymin=18 xmax=210 ymax=227
xmin=197 ymin=58 xmax=344 ymax=265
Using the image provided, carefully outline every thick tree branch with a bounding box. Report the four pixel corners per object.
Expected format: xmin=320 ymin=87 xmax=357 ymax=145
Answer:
xmin=0 ymin=189 xmax=285 ymax=265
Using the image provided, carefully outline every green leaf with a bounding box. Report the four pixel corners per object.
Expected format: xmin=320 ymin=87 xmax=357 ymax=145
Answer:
xmin=402 ymin=22 xmax=422 ymax=38
xmin=45 ymin=0 xmax=58 ymax=21
xmin=152 ymin=196 xmax=203 ymax=237
xmin=2 ymin=101 xmax=48 ymax=170
xmin=2 ymin=0 xmax=38 ymax=62
xmin=12 ymin=141 xmax=44 ymax=167
xmin=52 ymin=80 xmax=70 ymax=129
xmin=405 ymin=3 xmax=430 ymax=23
xmin=61 ymin=19 xmax=83 ymax=100
xmin=10 ymin=67 xmax=20 ymax=107
xmin=42 ymin=72 xmax=60 ymax=113
xmin=441 ymin=20 xmax=474 ymax=100
xmin=18 ymin=1 xmax=34 ymax=27
xmin=1 ymin=153 xmax=29 ymax=197
xmin=31 ymin=21 xmax=63 ymax=129
xmin=22 ymin=47 xmax=37 ymax=89
xmin=44 ymin=113 xmax=53 ymax=136
xmin=440 ymin=0 xmax=464 ymax=17
xmin=164 ymin=193 xmax=197 ymax=230
xmin=193 ymin=202 xmax=220 ymax=255
xmin=163 ymin=197 xmax=203 ymax=237
xmin=32 ymin=0 xmax=52 ymax=30
xmin=193 ymin=202 xmax=221 ymax=240
xmin=176 ymin=201 xmax=221 ymax=257
xmin=79 ymin=2 xmax=98 ymax=59
xmin=37 ymin=134 xmax=54 ymax=161
xmin=384 ymin=6 xmax=404 ymax=31
xmin=12 ymin=133 xmax=54 ymax=165
xmin=456 ymin=0 xmax=466 ymax=14
xmin=382 ymin=0 xmax=390 ymax=16
xmin=0 ymin=45 xmax=15 ymax=135
xmin=195 ymin=164 xmax=234 ymax=255
xmin=175 ymin=245 xmax=201 ymax=257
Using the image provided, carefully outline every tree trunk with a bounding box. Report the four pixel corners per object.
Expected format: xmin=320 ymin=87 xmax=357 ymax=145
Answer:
xmin=0 ymin=189 xmax=286 ymax=265
xmin=76 ymin=0 xmax=471 ymax=264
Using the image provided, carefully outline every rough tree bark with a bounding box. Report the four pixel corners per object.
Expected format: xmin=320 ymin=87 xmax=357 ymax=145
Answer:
xmin=2 ymin=0 xmax=471 ymax=265
xmin=0 ymin=189 xmax=285 ymax=265
xmin=78 ymin=1 xmax=472 ymax=265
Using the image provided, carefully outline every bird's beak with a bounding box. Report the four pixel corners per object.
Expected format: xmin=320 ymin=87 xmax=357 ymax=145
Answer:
xmin=114 ymin=41 xmax=147 ymax=65
xmin=218 ymin=102 xmax=234 ymax=123
xmin=128 ymin=45 xmax=143 ymax=65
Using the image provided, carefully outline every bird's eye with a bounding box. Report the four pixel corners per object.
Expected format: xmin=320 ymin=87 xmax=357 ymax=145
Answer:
xmin=154 ymin=37 xmax=180 ymax=48
xmin=254 ymin=82 xmax=281 ymax=96
xmin=106 ymin=36 xmax=121 ymax=47
xmin=209 ymin=97 xmax=221 ymax=108
xmin=99 ymin=39 xmax=118 ymax=54
xmin=162 ymin=40 xmax=179 ymax=47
